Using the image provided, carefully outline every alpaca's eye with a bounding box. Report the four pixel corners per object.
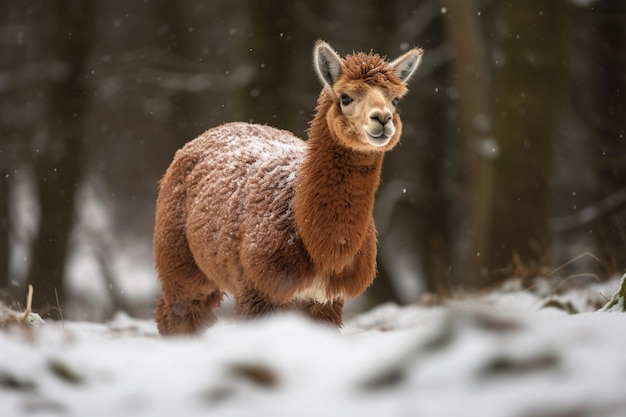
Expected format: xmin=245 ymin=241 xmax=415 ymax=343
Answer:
xmin=340 ymin=94 xmax=353 ymax=105
xmin=391 ymin=97 xmax=400 ymax=106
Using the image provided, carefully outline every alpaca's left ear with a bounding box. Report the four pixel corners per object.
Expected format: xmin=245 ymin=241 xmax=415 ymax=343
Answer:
xmin=391 ymin=48 xmax=424 ymax=83
xmin=314 ymin=40 xmax=343 ymax=90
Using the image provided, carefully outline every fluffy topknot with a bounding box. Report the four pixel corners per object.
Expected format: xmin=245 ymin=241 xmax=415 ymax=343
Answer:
xmin=341 ymin=52 xmax=406 ymax=89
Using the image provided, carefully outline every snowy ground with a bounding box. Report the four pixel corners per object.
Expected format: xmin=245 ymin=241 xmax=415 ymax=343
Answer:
xmin=1 ymin=277 xmax=626 ymax=417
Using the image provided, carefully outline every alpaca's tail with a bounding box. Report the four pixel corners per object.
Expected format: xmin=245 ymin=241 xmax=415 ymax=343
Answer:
xmin=153 ymin=149 xmax=199 ymax=285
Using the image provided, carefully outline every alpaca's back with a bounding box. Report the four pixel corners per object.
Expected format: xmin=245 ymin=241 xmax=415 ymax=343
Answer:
xmin=155 ymin=122 xmax=305 ymax=296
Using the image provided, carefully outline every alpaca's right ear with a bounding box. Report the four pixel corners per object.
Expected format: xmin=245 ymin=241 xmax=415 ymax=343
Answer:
xmin=391 ymin=48 xmax=424 ymax=83
xmin=314 ymin=40 xmax=343 ymax=91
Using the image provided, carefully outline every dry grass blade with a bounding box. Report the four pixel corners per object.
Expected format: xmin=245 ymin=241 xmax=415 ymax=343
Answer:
xmin=20 ymin=285 xmax=33 ymax=324
xmin=542 ymin=251 xmax=601 ymax=282
xmin=526 ymin=251 xmax=604 ymax=294
xmin=55 ymin=288 xmax=64 ymax=329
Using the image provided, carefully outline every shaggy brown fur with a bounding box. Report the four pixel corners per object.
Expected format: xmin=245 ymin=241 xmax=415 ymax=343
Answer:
xmin=154 ymin=41 xmax=423 ymax=335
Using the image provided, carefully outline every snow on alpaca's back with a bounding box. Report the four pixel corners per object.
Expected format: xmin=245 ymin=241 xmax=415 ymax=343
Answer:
xmin=180 ymin=122 xmax=304 ymax=289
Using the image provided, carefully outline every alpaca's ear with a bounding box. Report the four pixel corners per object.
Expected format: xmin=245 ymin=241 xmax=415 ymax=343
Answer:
xmin=391 ymin=48 xmax=424 ymax=83
xmin=314 ymin=40 xmax=343 ymax=89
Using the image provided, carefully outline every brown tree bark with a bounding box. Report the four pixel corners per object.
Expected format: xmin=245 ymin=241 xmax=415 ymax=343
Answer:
xmin=475 ymin=0 xmax=571 ymax=286
xmin=152 ymin=0 xmax=198 ymax=145
xmin=441 ymin=0 xmax=495 ymax=289
xmin=595 ymin=0 xmax=626 ymax=272
xmin=28 ymin=0 xmax=96 ymax=316
xmin=0 ymin=168 xmax=9 ymax=295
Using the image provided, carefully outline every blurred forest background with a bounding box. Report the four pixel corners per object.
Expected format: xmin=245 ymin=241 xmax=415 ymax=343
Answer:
xmin=1 ymin=0 xmax=625 ymax=320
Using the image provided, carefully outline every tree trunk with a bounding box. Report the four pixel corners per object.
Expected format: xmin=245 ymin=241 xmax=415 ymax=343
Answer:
xmin=0 ymin=169 xmax=9 ymax=295
xmin=28 ymin=0 xmax=95 ymax=316
xmin=235 ymin=0 xmax=297 ymax=130
xmin=475 ymin=0 xmax=571 ymax=286
xmin=441 ymin=0 xmax=495 ymax=288
xmin=153 ymin=0 xmax=198 ymax=145
xmin=595 ymin=0 xmax=626 ymax=272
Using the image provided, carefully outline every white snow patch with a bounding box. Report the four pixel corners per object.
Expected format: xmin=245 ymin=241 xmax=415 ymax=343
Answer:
xmin=2 ymin=280 xmax=626 ymax=416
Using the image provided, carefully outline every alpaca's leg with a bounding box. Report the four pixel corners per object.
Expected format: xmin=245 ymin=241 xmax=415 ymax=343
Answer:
xmin=156 ymin=286 xmax=223 ymax=336
xmin=303 ymin=299 xmax=344 ymax=326
xmin=154 ymin=210 xmax=223 ymax=335
xmin=154 ymin=150 xmax=228 ymax=335
xmin=234 ymin=283 xmax=287 ymax=319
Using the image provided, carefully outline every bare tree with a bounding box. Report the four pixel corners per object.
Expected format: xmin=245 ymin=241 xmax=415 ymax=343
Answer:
xmin=0 ymin=168 xmax=8 ymax=294
xmin=443 ymin=0 xmax=572 ymax=287
xmin=594 ymin=0 xmax=626 ymax=272
xmin=475 ymin=0 xmax=571 ymax=285
xmin=441 ymin=0 xmax=494 ymax=288
xmin=28 ymin=0 xmax=96 ymax=316
xmin=0 ymin=0 xmax=43 ymax=302
xmin=234 ymin=0 xmax=299 ymax=130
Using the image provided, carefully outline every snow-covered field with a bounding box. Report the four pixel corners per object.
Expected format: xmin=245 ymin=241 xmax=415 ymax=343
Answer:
xmin=1 ymin=277 xmax=626 ymax=417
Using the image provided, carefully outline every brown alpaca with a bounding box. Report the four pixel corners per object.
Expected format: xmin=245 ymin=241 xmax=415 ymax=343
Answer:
xmin=153 ymin=40 xmax=423 ymax=335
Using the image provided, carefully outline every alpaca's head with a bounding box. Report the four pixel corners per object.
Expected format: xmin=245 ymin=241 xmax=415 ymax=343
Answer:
xmin=313 ymin=41 xmax=423 ymax=152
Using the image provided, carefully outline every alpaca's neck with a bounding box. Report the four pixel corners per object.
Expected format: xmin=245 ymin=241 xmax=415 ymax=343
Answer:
xmin=294 ymin=91 xmax=383 ymax=273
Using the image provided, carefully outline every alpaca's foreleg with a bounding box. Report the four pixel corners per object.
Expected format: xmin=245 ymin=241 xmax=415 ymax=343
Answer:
xmin=303 ymin=299 xmax=344 ymax=327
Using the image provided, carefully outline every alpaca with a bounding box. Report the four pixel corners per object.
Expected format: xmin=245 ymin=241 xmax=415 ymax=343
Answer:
xmin=153 ymin=40 xmax=423 ymax=335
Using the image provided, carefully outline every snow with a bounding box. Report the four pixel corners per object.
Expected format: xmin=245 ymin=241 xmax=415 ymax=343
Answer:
xmin=2 ymin=279 xmax=626 ymax=417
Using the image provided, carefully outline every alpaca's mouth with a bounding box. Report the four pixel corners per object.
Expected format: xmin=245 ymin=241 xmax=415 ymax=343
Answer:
xmin=365 ymin=132 xmax=392 ymax=147
xmin=365 ymin=124 xmax=395 ymax=147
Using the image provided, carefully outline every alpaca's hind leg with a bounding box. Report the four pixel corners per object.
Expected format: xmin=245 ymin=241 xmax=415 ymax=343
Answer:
xmin=234 ymin=283 xmax=287 ymax=319
xmin=303 ymin=299 xmax=344 ymax=326
xmin=156 ymin=284 xmax=223 ymax=336
xmin=154 ymin=151 xmax=226 ymax=335
xmin=154 ymin=216 xmax=223 ymax=335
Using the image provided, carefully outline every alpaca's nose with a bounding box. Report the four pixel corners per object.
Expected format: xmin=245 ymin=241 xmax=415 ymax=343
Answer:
xmin=369 ymin=111 xmax=392 ymax=125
